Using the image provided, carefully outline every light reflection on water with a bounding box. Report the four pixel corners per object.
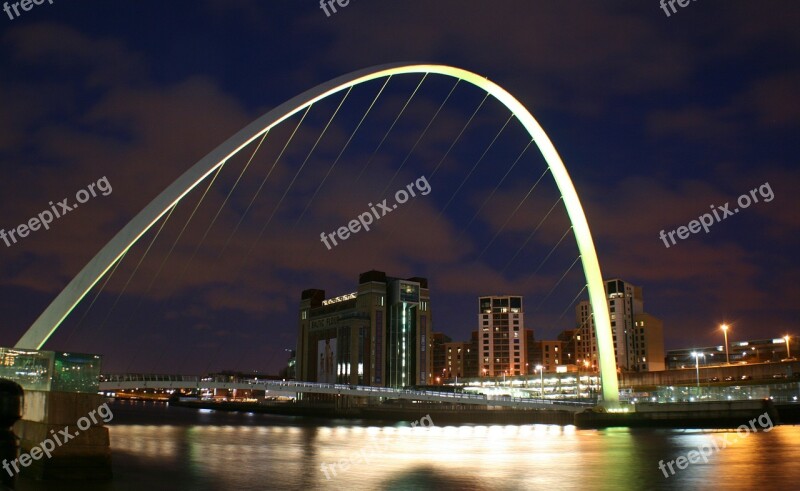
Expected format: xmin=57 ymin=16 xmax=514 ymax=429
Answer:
xmin=18 ymin=401 xmax=800 ymax=491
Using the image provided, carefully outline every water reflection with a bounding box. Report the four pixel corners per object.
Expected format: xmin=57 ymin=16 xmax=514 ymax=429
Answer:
xmin=106 ymin=417 xmax=800 ymax=491
xmin=20 ymin=401 xmax=800 ymax=491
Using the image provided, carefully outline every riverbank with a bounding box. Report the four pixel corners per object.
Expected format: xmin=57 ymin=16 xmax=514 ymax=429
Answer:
xmin=169 ymin=399 xmax=576 ymax=425
xmin=168 ymin=398 xmax=800 ymax=429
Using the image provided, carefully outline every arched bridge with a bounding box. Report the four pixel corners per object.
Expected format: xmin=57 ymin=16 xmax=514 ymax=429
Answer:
xmin=16 ymin=63 xmax=620 ymax=405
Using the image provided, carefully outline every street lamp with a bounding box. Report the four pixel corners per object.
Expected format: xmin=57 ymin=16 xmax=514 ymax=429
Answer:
xmin=535 ymin=365 xmax=544 ymax=398
xmin=525 ymin=363 xmax=529 ymax=388
xmin=785 ymin=335 xmax=791 ymax=359
xmin=721 ymin=324 xmax=730 ymax=365
xmin=692 ymin=352 xmax=705 ymax=388
xmin=580 ymin=360 xmax=590 ymax=399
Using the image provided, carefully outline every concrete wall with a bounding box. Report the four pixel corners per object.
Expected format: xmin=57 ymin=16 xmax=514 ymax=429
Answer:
xmin=12 ymin=391 xmax=111 ymax=480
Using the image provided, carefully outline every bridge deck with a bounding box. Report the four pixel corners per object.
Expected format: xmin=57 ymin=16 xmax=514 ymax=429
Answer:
xmin=100 ymin=376 xmax=593 ymax=412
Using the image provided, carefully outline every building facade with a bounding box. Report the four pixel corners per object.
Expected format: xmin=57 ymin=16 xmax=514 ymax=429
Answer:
xmin=465 ymin=331 xmax=479 ymax=378
xmin=478 ymin=295 xmax=527 ymax=377
xmin=558 ymin=329 xmax=578 ymax=367
xmin=431 ymin=332 xmax=452 ymax=383
xmin=296 ymin=270 xmax=433 ymax=388
xmin=575 ymin=279 xmax=664 ymax=372
xmin=530 ymin=340 xmax=564 ymax=373
xmin=633 ymin=313 xmax=665 ymax=371
xmin=442 ymin=341 xmax=469 ymax=380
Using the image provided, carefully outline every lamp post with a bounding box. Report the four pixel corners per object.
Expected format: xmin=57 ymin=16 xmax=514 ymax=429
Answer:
xmin=721 ymin=324 xmax=730 ymax=365
xmin=524 ymin=363 xmax=529 ymax=388
xmin=692 ymin=352 xmax=705 ymax=388
xmin=536 ymin=365 xmax=544 ymax=398
xmin=785 ymin=335 xmax=791 ymax=359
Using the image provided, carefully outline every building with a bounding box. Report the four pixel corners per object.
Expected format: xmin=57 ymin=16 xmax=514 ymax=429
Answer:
xmin=431 ymin=332 xmax=452 ymax=383
xmin=633 ymin=313 xmax=665 ymax=371
xmin=525 ymin=329 xmax=535 ymax=373
xmin=558 ymin=329 xmax=578 ymax=366
xmin=530 ymin=340 xmax=564 ymax=373
xmin=442 ymin=341 xmax=469 ymax=380
xmin=464 ymin=331 xmax=479 ymax=378
xmin=296 ymin=270 xmax=433 ymax=388
xmin=478 ymin=295 xmax=528 ymax=377
xmin=575 ymin=279 xmax=665 ymax=372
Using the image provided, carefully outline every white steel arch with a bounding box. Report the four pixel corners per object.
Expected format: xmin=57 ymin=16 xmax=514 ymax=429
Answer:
xmin=15 ymin=63 xmax=619 ymax=404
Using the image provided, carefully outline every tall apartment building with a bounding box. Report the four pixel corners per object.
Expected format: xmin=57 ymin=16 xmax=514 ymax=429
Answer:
xmin=296 ymin=270 xmax=433 ymax=388
xmin=478 ymin=296 xmax=528 ymax=376
xmin=575 ymin=279 xmax=664 ymax=372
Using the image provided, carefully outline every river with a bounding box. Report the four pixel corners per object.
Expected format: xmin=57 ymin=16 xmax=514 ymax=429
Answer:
xmin=14 ymin=400 xmax=800 ymax=490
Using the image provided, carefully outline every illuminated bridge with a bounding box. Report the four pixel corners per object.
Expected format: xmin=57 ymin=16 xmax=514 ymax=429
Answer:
xmin=99 ymin=374 xmax=595 ymax=412
xmin=15 ymin=63 xmax=622 ymax=406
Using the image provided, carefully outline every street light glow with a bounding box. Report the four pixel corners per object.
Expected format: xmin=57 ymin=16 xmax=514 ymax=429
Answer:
xmin=721 ymin=324 xmax=730 ymax=365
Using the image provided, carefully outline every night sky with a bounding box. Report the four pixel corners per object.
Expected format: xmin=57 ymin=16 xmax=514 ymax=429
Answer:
xmin=0 ymin=2 xmax=798 ymax=375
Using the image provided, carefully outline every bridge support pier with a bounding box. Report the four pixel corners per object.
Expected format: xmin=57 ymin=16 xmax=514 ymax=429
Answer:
xmin=13 ymin=391 xmax=111 ymax=480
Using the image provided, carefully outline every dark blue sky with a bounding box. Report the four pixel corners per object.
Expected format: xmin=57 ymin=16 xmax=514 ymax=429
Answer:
xmin=0 ymin=1 xmax=798 ymax=374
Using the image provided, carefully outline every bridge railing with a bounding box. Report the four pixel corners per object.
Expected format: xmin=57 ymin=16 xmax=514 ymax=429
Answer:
xmin=102 ymin=374 xmax=201 ymax=383
xmin=99 ymin=375 xmax=594 ymax=406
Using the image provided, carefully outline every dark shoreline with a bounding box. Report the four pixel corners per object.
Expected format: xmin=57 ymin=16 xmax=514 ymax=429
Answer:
xmin=168 ymin=399 xmax=576 ymax=425
xmin=166 ymin=399 xmax=800 ymax=429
